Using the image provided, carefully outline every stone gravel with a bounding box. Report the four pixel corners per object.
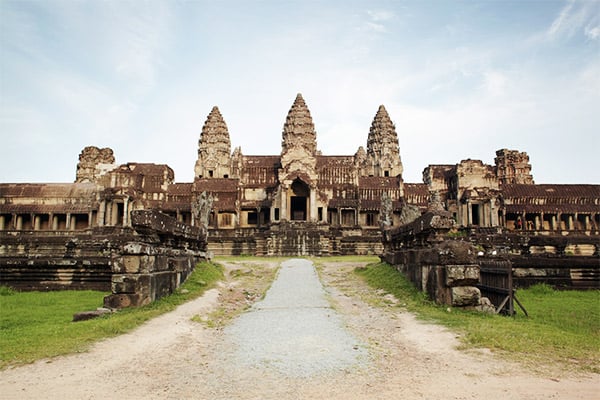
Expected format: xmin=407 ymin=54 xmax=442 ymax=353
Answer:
xmin=223 ymin=258 xmax=368 ymax=377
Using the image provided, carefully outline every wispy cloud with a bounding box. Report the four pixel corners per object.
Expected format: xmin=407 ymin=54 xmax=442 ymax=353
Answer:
xmin=362 ymin=9 xmax=395 ymax=33
xmin=546 ymin=0 xmax=600 ymax=41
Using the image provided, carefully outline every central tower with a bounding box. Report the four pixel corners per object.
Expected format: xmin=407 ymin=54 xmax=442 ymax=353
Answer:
xmin=278 ymin=93 xmax=319 ymax=222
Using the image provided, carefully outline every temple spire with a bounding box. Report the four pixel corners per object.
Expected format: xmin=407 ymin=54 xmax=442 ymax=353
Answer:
xmin=365 ymin=105 xmax=403 ymax=178
xmin=281 ymin=93 xmax=317 ymax=156
xmin=194 ymin=106 xmax=232 ymax=179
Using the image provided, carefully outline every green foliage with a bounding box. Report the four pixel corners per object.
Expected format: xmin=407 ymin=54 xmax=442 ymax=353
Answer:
xmin=356 ymin=262 xmax=600 ymax=372
xmin=525 ymin=283 xmax=555 ymax=295
xmin=0 ymin=261 xmax=223 ymax=369
xmin=446 ymin=230 xmax=467 ymax=238
xmin=0 ymin=286 xmax=16 ymax=296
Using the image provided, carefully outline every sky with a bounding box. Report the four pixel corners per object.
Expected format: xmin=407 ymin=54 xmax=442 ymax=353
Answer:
xmin=1 ymin=0 xmax=599 ymax=184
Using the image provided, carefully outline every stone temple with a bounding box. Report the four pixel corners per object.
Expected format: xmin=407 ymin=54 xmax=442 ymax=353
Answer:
xmin=1 ymin=93 xmax=599 ymax=258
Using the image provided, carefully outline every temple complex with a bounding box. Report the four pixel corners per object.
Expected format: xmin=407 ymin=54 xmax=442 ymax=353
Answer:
xmin=1 ymin=93 xmax=599 ymax=258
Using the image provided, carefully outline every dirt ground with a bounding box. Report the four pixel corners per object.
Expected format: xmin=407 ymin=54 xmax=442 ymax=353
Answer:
xmin=1 ymin=260 xmax=598 ymax=399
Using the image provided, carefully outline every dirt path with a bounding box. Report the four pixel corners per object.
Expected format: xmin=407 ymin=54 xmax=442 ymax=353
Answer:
xmin=2 ymin=260 xmax=598 ymax=399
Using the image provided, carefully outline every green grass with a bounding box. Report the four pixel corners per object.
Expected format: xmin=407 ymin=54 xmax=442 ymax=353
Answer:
xmin=356 ymin=262 xmax=600 ymax=372
xmin=0 ymin=261 xmax=223 ymax=369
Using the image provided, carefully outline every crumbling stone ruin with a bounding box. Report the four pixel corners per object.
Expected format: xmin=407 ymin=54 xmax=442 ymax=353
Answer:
xmin=1 ymin=93 xmax=599 ymax=300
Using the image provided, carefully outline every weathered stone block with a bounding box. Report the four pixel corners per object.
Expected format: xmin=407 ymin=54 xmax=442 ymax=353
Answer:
xmin=445 ymin=264 xmax=480 ymax=287
xmin=451 ymin=286 xmax=481 ymax=307
xmin=104 ymin=293 xmax=143 ymax=308
xmin=122 ymin=256 xmax=140 ymax=273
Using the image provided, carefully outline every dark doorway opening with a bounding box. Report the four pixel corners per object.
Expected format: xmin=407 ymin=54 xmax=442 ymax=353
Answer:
xmin=291 ymin=197 xmax=306 ymax=220
xmin=290 ymin=179 xmax=309 ymax=221
xmin=471 ymin=204 xmax=480 ymax=226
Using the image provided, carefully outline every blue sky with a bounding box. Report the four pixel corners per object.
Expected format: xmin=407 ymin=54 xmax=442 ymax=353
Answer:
xmin=1 ymin=0 xmax=599 ymax=184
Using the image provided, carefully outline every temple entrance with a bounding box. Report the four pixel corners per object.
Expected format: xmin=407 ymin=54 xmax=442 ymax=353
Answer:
xmin=290 ymin=179 xmax=309 ymax=221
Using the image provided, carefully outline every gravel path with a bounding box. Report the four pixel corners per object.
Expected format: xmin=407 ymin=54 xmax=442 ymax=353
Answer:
xmin=223 ymin=258 xmax=367 ymax=377
xmin=1 ymin=258 xmax=598 ymax=399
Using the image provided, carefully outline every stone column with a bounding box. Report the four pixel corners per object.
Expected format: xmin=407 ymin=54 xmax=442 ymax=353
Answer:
xmin=16 ymin=215 xmax=22 ymax=230
xmin=52 ymin=215 xmax=58 ymax=230
xmin=280 ymin=186 xmax=288 ymax=221
xmin=466 ymin=201 xmax=472 ymax=226
xmin=568 ymin=215 xmax=574 ymax=231
xmin=111 ymin=203 xmax=119 ymax=226
xmin=309 ymin=189 xmax=316 ymax=222
xmin=34 ymin=214 xmax=40 ymax=230
xmin=0 ymin=215 xmax=4 ymax=230
xmin=98 ymin=200 xmax=106 ymax=227
xmin=123 ymin=197 xmax=129 ymax=227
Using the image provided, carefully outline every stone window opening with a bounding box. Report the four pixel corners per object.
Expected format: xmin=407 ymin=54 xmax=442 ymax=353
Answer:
xmin=328 ymin=208 xmax=339 ymax=225
xmin=384 ymin=170 xmax=390 ymax=177
xmin=274 ymin=208 xmax=280 ymax=221
xmin=341 ymin=209 xmax=355 ymax=226
xmin=223 ymin=174 xmax=229 ymax=178
xmin=73 ymin=214 xmax=89 ymax=230
xmin=260 ymin=209 xmax=270 ymax=225
xmin=318 ymin=207 xmax=323 ymax=221
xmin=247 ymin=211 xmax=258 ymax=225
xmin=219 ymin=212 xmax=233 ymax=227
xmin=208 ymin=170 xmax=214 ymax=178
xmin=0 ymin=214 xmax=13 ymax=230
xmin=366 ymin=212 xmax=378 ymax=226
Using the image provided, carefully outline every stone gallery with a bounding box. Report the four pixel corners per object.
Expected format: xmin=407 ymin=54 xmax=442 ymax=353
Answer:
xmin=1 ymin=93 xmax=598 ymax=257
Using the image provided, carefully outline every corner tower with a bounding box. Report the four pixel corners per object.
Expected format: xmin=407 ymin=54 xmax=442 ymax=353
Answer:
xmin=194 ymin=106 xmax=232 ymax=179
xmin=494 ymin=149 xmax=534 ymax=185
xmin=364 ymin=105 xmax=403 ymax=178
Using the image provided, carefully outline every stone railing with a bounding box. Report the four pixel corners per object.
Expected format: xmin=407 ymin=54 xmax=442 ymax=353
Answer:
xmin=104 ymin=210 xmax=210 ymax=308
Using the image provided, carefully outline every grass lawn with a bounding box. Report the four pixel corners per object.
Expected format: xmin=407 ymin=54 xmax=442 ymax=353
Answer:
xmin=356 ymin=262 xmax=600 ymax=373
xmin=0 ymin=261 xmax=222 ymax=369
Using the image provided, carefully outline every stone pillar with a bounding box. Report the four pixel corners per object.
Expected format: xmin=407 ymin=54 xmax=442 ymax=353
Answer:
xmin=34 ymin=215 xmax=40 ymax=230
xmin=98 ymin=200 xmax=106 ymax=227
xmin=16 ymin=215 xmax=23 ymax=230
xmin=568 ymin=215 xmax=573 ymax=231
xmin=112 ymin=203 xmax=119 ymax=226
xmin=0 ymin=215 xmax=4 ymax=230
xmin=309 ymin=189 xmax=317 ymax=222
xmin=69 ymin=214 xmax=76 ymax=231
xmin=585 ymin=215 xmax=590 ymax=231
xmin=52 ymin=215 xmax=58 ymax=230
xmin=123 ymin=197 xmax=129 ymax=227
xmin=551 ymin=214 xmax=557 ymax=231
xmin=281 ymin=187 xmax=288 ymax=221
xmin=466 ymin=201 xmax=472 ymax=226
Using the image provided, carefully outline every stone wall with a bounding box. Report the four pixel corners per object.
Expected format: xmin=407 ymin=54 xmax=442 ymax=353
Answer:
xmin=0 ymin=210 xmax=210 ymax=308
xmin=465 ymin=229 xmax=599 ymax=289
xmin=382 ymin=219 xmax=599 ymax=311
xmin=381 ymin=211 xmax=485 ymax=308
xmin=104 ymin=210 xmax=209 ymax=308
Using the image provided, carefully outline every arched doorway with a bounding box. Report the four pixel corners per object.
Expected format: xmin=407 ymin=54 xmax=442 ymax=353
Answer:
xmin=290 ymin=178 xmax=309 ymax=221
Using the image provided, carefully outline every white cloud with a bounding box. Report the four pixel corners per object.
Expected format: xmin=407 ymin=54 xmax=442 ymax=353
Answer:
xmin=584 ymin=24 xmax=600 ymax=40
xmin=367 ymin=10 xmax=395 ymax=22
